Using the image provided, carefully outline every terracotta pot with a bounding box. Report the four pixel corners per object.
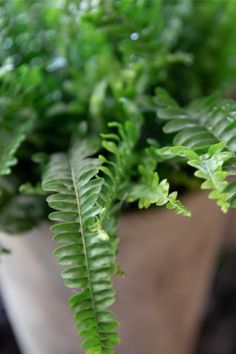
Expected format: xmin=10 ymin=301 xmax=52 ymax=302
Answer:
xmin=0 ymin=192 xmax=229 ymax=354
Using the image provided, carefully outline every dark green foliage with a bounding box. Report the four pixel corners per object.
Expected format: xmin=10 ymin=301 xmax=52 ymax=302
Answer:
xmin=156 ymin=89 xmax=236 ymax=153
xmin=1 ymin=0 xmax=236 ymax=352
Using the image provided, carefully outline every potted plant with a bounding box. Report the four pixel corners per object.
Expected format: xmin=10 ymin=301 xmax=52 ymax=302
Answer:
xmin=1 ymin=1 xmax=236 ymax=354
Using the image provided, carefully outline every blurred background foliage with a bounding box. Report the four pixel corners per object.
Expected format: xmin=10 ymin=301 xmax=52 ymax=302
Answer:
xmin=0 ymin=0 xmax=236 ymax=232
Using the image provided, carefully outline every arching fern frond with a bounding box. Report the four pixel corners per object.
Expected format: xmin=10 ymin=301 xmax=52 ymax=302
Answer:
xmin=157 ymin=143 xmax=233 ymax=213
xmin=155 ymin=88 xmax=236 ymax=153
xmin=42 ymin=139 xmax=119 ymax=354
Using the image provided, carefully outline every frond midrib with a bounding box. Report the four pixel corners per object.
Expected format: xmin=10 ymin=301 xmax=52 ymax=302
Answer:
xmin=70 ymin=163 xmax=103 ymax=351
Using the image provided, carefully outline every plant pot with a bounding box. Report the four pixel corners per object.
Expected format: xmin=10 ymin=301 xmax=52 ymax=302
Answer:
xmin=0 ymin=192 xmax=229 ymax=354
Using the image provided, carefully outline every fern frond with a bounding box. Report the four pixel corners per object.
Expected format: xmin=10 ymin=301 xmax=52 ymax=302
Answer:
xmin=99 ymin=120 xmax=139 ymax=214
xmin=98 ymin=103 xmax=143 ymax=263
xmin=155 ymin=88 xmax=236 ymax=153
xmin=42 ymin=139 xmax=119 ymax=354
xmin=99 ymin=100 xmax=142 ymax=208
xmin=154 ymin=88 xmax=236 ymax=212
xmin=157 ymin=142 xmax=233 ymax=213
xmin=0 ymin=116 xmax=35 ymax=176
xmin=127 ymin=155 xmax=191 ymax=217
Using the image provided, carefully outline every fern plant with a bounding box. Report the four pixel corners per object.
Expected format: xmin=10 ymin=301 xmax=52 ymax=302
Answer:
xmin=1 ymin=0 xmax=236 ymax=353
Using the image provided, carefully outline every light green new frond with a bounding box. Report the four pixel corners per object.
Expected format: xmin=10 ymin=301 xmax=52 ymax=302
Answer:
xmin=155 ymin=88 xmax=236 ymax=153
xmin=128 ymin=156 xmax=191 ymax=217
xmin=98 ymin=116 xmax=142 ymax=273
xmin=42 ymin=139 xmax=119 ymax=354
xmin=0 ymin=116 xmax=35 ymax=176
xmin=99 ymin=99 xmax=143 ymax=209
xmin=157 ymin=143 xmax=233 ymax=213
xmin=100 ymin=120 xmax=139 ymax=210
